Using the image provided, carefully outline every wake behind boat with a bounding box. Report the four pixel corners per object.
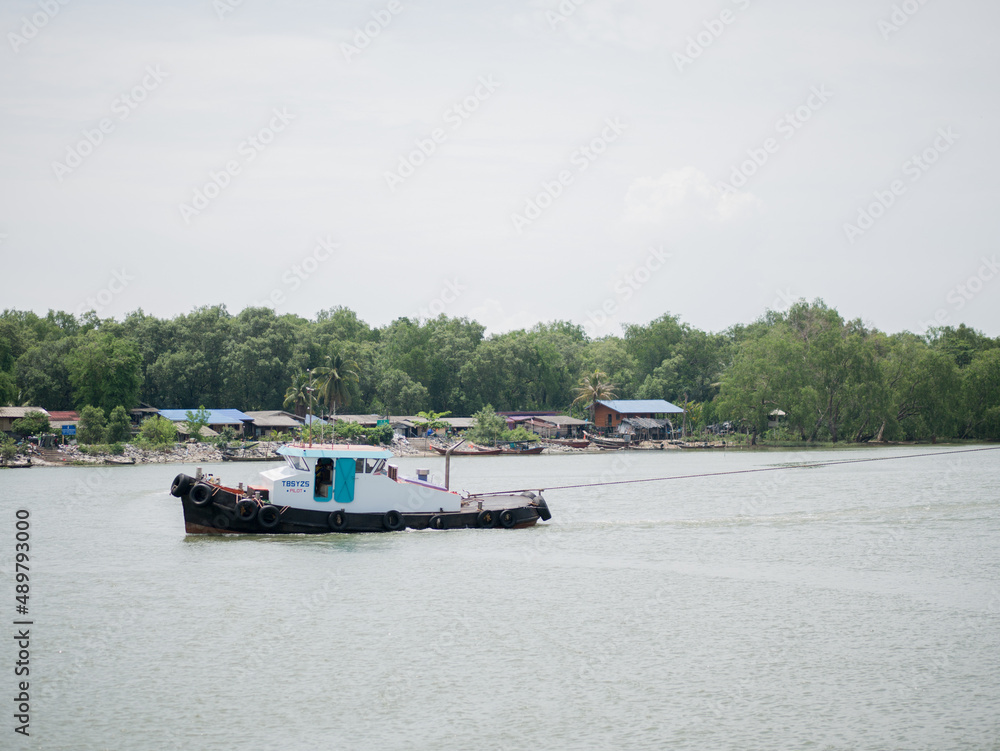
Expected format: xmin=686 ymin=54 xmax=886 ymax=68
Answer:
xmin=170 ymin=442 xmax=551 ymax=534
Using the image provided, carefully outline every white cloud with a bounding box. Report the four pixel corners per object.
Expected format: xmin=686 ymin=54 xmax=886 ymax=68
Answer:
xmin=624 ymin=167 xmax=761 ymax=224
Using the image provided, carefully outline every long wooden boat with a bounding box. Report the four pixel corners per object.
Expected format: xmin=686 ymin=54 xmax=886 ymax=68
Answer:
xmin=546 ymin=438 xmax=591 ymax=448
xmin=500 ymin=443 xmax=545 ymax=455
xmin=584 ymin=431 xmax=631 ymax=449
xmin=169 ymin=443 xmax=550 ymax=535
xmin=430 ymin=444 xmax=503 ymax=456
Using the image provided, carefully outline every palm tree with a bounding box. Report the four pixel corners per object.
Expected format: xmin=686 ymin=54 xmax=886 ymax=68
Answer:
xmin=312 ymin=351 xmax=360 ymax=419
xmin=283 ymin=372 xmax=313 ymax=417
xmin=572 ymin=370 xmax=617 ymax=423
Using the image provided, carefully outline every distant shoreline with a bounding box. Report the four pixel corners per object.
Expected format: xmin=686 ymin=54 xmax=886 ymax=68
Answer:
xmin=4 ymin=438 xmax=977 ymax=469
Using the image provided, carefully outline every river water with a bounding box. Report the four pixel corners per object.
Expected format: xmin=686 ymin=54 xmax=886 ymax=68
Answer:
xmin=1 ymin=445 xmax=998 ymax=750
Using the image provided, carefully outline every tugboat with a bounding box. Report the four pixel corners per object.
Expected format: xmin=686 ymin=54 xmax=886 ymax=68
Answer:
xmin=169 ymin=442 xmax=551 ymax=534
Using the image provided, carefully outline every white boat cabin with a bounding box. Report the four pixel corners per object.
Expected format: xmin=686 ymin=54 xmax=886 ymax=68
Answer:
xmin=256 ymin=444 xmax=461 ymax=514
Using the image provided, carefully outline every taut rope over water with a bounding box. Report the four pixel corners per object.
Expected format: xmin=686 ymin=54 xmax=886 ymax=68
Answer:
xmin=470 ymin=445 xmax=1000 ymax=497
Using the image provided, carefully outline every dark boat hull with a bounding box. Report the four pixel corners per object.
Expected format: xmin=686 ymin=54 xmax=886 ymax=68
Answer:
xmin=429 ymin=445 xmax=503 ymax=456
xmin=172 ymin=474 xmax=549 ymax=535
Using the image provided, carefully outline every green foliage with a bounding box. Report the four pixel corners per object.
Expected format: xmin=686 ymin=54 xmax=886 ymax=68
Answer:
xmin=0 ymin=304 xmax=997 ymax=445
xmin=467 ymin=405 xmax=506 ymax=445
xmin=328 ymin=421 xmax=393 ymax=445
xmin=11 ymin=410 xmax=51 ymax=437
xmin=413 ymin=410 xmax=451 ymax=432
xmin=108 ymin=442 xmax=125 ymax=455
xmin=184 ymin=406 xmax=210 ymax=442
xmin=106 ymin=405 xmax=132 ymax=443
xmin=77 ymin=406 xmax=107 ymax=445
xmin=502 ymin=426 xmax=539 ymax=443
xmin=139 ymin=415 xmax=177 ymax=445
xmin=67 ymin=331 xmax=142 ymax=413
xmin=214 ymin=425 xmax=237 ymax=446
xmin=0 ymin=434 xmax=17 ymax=463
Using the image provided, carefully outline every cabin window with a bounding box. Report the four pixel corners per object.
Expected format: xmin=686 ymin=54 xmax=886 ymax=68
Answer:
xmin=370 ymin=458 xmax=385 ymax=474
xmin=356 ymin=458 xmax=364 ymax=473
xmin=314 ymin=458 xmax=333 ymax=501
xmin=286 ymin=455 xmax=309 ymax=472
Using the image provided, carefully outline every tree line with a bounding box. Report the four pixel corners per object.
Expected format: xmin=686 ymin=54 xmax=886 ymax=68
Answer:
xmin=0 ymin=301 xmax=997 ymax=442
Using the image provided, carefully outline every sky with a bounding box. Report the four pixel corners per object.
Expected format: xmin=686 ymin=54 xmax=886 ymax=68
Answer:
xmin=1 ymin=0 xmax=998 ymax=338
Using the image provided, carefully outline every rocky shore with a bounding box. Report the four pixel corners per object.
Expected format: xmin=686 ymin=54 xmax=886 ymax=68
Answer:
xmin=4 ymin=436 xmax=734 ymax=468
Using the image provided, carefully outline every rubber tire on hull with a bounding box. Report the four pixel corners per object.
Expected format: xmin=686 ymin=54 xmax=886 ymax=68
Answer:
xmin=382 ymin=510 xmax=405 ymax=531
xmin=258 ymin=505 xmax=280 ymax=529
xmin=235 ymin=499 xmax=257 ymax=522
xmin=535 ymin=498 xmax=552 ymax=521
xmin=476 ymin=509 xmax=496 ymax=528
xmin=329 ymin=510 xmax=348 ymax=531
xmin=429 ymin=515 xmax=445 ymax=530
xmin=171 ymin=474 xmax=193 ymax=498
xmin=189 ymin=483 xmax=214 ymax=506
xmin=499 ymin=509 xmax=516 ymax=528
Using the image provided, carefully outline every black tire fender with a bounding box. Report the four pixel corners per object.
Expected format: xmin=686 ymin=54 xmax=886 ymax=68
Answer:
xmin=476 ymin=509 xmax=496 ymax=528
xmin=171 ymin=474 xmax=193 ymax=498
xmin=429 ymin=515 xmax=445 ymax=530
xmin=235 ymin=498 xmax=257 ymax=522
xmin=499 ymin=509 xmax=516 ymax=528
xmin=382 ymin=509 xmax=405 ymax=531
xmin=258 ymin=505 xmax=280 ymax=529
xmin=535 ymin=497 xmax=552 ymax=522
xmin=329 ymin=510 xmax=348 ymax=531
xmin=189 ymin=483 xmax=214 ymax=506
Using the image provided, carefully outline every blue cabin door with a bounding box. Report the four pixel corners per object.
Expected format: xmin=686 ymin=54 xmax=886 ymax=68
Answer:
xmin=333 ymin=458 xmax=355 ymax=503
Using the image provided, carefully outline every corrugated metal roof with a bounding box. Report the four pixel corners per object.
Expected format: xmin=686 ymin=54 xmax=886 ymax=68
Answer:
xmin=597 ymin=399 xmax=684 ymax=414
xmin=245 ymin=411 xmax=301 ymax=428
xmin=0 ymin=407 xmax=51 ymax=418
xmin=158 ymin=409 xmax=254 ymax=424
xmin=534 ymin=415 xmax=592 ymax=426
xmin=46 ymin=411 xmax=79 ymax=421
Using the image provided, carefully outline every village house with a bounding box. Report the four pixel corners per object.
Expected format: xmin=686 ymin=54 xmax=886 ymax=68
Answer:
xmin=0 ymin=406 xmax=51 ymax=433
xmin=592 ymin=399 xmax=685 ymax=436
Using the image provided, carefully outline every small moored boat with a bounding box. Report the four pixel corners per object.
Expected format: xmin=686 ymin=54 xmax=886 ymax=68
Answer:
xmin=500 ymin=441 xmax=545 ymax=455
xmin=429 ymin=444 xmax=502 ymax=456
xmin=170 ymin=442 xmax=551 ymax=534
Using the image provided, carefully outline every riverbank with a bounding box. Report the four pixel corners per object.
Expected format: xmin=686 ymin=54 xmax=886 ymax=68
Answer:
xmin=4 ymin=437 xmax=967 ymax=468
